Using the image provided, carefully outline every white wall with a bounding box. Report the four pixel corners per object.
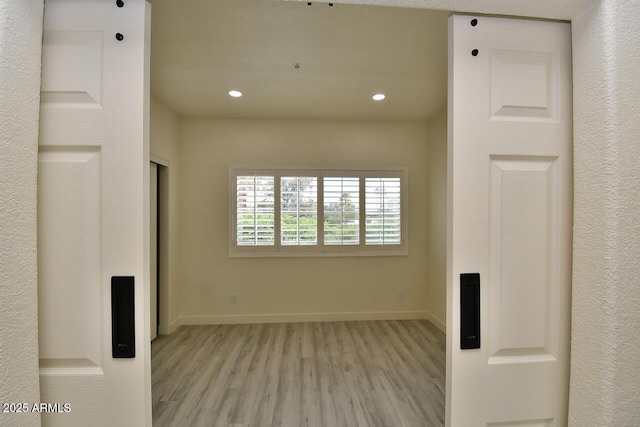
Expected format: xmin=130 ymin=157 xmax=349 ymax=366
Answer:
xmin=570 ymin=0 xmax=640 ymax=424
xmin=176 ymin=118 xmax=435 ymax=324
xmin=426 ymin=109 xmax=447 ymax=331
xmin=0 ymin=1 xmax=43 ymax=426
xmin=150 ymin=96 xmax=181 ymax=333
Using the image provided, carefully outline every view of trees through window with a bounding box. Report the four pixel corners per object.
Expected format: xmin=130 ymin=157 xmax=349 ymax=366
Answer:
xmin=323 ymin=177 xmax=360 ymax=245
xmin=281 ymin=176 xmax=317 ymax=246
xmin=234 ymin=169 xmax=404 ymax=254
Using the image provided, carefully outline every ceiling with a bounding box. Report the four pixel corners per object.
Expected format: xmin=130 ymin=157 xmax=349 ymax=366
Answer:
xmin=149 ymin=0 xmax=449 ymax=121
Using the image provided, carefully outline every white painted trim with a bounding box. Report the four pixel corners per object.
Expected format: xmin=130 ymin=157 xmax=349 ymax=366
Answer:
xmin=229 ymin=165 xmax=409 ymax=257
xmin=168 ymin=317 xmax=182 ymax=334
xmin=164 ymin=311 xmax=445 ymax=334
xmin=178 ymin=311 xmax=429 ymax=325
xmin=150 ymin=154 xmax=169 ymax=167
xmin=425 ymin=311 xmax=446 ymax=333
xmin=39 ymin=366 xmax=104 ymax=377
xmin=292 ymin=0 xmax=595 ymax=21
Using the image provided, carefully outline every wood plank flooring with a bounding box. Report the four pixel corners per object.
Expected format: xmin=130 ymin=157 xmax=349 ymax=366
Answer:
xmin=152 ymin=320 xmax=445 ymax=427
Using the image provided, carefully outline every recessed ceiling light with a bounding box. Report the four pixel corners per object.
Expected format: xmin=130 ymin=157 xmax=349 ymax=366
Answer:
xmin=372 ymin=93 xmax=386 ymax=101
xmin=228 ymin=90 xmax=242 ymax=98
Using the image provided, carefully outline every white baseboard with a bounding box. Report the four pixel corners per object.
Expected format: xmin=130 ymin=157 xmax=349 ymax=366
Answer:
xmin=168 ymin=310 xmax=446 ymax=334
xmin=167 ymin=317 xmax=182 ymax=334
xmin=177 ymin=310 xmax=429 ymax=326
xmin=425 ymin=311 xmax=446 ymax=333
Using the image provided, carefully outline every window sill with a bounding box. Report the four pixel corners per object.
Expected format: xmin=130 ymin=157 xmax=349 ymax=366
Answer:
xmin=228 ymin=248 xmax=409 ymax=258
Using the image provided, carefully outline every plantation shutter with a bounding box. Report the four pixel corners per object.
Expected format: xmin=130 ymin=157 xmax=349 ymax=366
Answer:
xmin=236 ymin=175 xmax=275 ymax=246
xmin=280 ymin=176 xmax=318 ymax=246
xmin=323 ymin=176 xmax=360 ymax=245
xmin=365 ymin=176 xmax=402 ymax=245
xmin=230 ymin=166 xmax=407 ymax=256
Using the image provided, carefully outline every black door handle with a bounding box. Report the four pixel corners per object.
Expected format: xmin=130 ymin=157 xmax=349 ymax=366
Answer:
xmin=460 ymin=273 xmax=480 ymax=350
xmin=111 ymin=276 xmax=136 ymax=358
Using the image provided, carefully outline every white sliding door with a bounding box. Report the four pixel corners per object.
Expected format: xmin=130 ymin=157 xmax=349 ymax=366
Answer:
xmin=447 ymin=15 xmax=572 ymax=426
xmin=38 ymin=0 xmax=152 ymax=425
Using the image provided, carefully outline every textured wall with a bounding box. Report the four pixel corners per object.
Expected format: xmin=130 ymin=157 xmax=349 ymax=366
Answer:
xmin=0 ymin=1 xmax=44 ymax=426
xmin=570 ymin=0 xmax=640 ymax=425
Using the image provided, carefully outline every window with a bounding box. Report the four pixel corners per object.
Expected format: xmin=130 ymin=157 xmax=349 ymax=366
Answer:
xmin=236 ymin=175 xmax=275 ymax=246
xmin=230 ymin=166 xmax=407 ymax=257
xmin=281 ymin=176 xmax=318 ymax=246
xmin=365 ymin=177 xmax=401 ymax=245
xmin=323 ymin=176 xmax=360 ymax=246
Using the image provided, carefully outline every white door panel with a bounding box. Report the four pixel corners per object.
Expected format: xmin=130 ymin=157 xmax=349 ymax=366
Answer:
xmin=38 ymin=0 xmax=152 ymax=426
xmin=447 ymin=16 xmax=572 ymax=426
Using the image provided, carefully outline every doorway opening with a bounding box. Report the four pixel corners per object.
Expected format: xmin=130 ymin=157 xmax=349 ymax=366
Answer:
xmin=149 ymin=0 xmax=449 ymax=424
xmin=151 ymin=160 xmax=170 ymax=341
xmin=151 ymin=161 xmax=159 ymax=341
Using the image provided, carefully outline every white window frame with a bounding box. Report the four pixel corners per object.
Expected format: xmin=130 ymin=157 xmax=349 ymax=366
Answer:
xmin=229 ymin=165 xmax=408 ymax=257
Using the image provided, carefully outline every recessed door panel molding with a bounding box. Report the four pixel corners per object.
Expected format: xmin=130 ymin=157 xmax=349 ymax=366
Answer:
xmin=41 ymin=31 xmax=104 ymax=105
xmin=39 ymin=361 xmax=106 ymax=427
xmin=488 ymin=155 xmax=561 ymax=364
xmin=40 ymin=31 xmax=105 ymax=149
xmin=490 ymin=50 xmax=559 ymax=121
xmin=486 ymin=418 xmax=555 ymax=427
xmin=39 ymin=107 xmax=105 ymax=148
xmin=38 ymin=148 xmax=102 ymax=364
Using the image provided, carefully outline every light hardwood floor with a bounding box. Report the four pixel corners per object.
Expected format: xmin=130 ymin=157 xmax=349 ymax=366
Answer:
xmin=152 ymin=320 xmax=445 ymax=427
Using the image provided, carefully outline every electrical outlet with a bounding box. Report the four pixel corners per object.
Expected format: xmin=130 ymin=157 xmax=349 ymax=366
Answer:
xmin=231 ymin=293 xmax=238 ymax=304
xmin=399 ymin=289 xmax=405 ymax=301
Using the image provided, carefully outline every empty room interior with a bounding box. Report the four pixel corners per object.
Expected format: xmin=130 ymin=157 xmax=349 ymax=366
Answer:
xmin=148 ymin=0 xmax=449 ymax=425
